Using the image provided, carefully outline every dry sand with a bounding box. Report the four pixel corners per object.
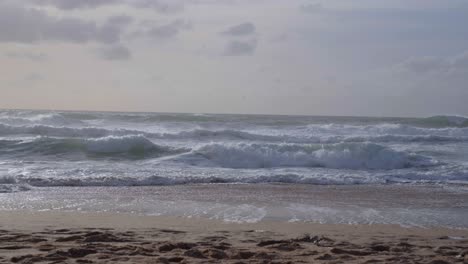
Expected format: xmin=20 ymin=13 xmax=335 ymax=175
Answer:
xmin=0 ymin=211 xmax=467 ymax=263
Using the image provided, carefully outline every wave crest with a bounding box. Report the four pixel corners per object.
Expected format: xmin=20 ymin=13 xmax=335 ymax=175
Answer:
xmin=419 ymin=115 xmax=468 ymax=127
xmin=0 ymin=112 xmax=82 ymax=126
xmin=187 ymin=142 xmax=437 ymax=170
xmin=2 ymin=123 xmax=468 ymax=144
xmin=1 ymin=135 xmax=184 ymax=158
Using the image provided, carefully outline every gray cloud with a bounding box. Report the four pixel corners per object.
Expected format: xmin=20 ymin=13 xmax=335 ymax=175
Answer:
xmin=29 ymin=0 xmax=120 ymax=10
xmin=97 ymin=15 xmax=133 ymax=44
xmin=223 ymin=40 xmax=257 ymax=56
xmin=107 ymin=15 xmax=133 ymax=27
xmin=300 ymin=3 xmax=323 ymax=14
xmin=29 ymin=0 xmax=184 ymax=13
xmin=130 ymin=0 xmax=184 ymax=13
xmin=398 ymin=51 xmax=468 ymax=74
xmin=451 ymin=51 xmax=468 ymax=69
xmin=147 ymin=20 xmax=192 ymax=39
xmin=5 ymin=51 xmax=47 ymax=61
xmin=24 ymin=73 xmax=44 ymax=82
xmin=0 ymin=3 xmax=130 ymax=44
xmin=222 ymin=22 xmax=255 ymax=36
xmin=97 ymin=45 xmax=131 ymax=60
xmin=398 ymin=56 xmax=448 ymax=74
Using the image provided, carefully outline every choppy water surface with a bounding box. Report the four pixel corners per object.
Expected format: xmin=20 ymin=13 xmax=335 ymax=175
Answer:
xmin=1 ymin=110 xmax=468 ymax=227
xmin=0 ymin=110 xmax=468 ymax=191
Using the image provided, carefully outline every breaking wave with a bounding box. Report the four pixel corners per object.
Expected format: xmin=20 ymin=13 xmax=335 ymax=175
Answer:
xmin=1 ymin=135 xmax=438 ymax=170
xmin=0 ymin=135 xmax=184 ymax=158
xmin=1 ymin=110 xmax=467 ymax=190
xmin=0 ymin=112 xmax=83 ymax=126
xmin=183 ymin=142 xmax=438 ymax=170
xmin=9 ymin=168 xmax=468 ymax=188
xmin=417 ymin=115 xmax=468 ymax=127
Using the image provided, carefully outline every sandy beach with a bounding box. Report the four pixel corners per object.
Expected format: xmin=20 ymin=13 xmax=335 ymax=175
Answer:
xmin=2 ymin=0 xmax=468 ymax=261
xmin=0 ymin=211 xmax=467 ymax=263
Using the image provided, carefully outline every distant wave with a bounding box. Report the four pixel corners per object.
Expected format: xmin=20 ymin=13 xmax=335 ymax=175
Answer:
xmin=2 ymin=123 xmax=468 ymax=144
xmin=0 ymin=124 xmax=119 ymax=138
xmin=417 ymin=115 xmax=468 ymax=127
xmin=179 ymin=142 xmax=438 ymax=170
xmin=305 ymin=123 xmax=468 ymax=137
xmin=0 ymin=112 xmax=83 ymax=126
xmin=163 ymin=129 xmax=468 ymax=143
xmin=2 ymin=111 xmax=468 ymax=128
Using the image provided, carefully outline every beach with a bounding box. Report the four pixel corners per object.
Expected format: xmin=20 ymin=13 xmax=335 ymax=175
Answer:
xmin=2 ymin=0 xmax=468 ymax=261
xmin=1 ymin=211 xmax=468 ymax=263
xmin=1 ymin=111 xmax=468 ymax=262
xmin=1 ymin=184 xmax=468 ymax=263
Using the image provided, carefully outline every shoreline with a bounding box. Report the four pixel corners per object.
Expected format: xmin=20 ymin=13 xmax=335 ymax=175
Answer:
xmin=1 ymin=210 xmax=468 ymax=236
xmin=1 ymin=211 xmax=467 ymax=263
xmin=2 ymin=183 xmax=467 ymax=229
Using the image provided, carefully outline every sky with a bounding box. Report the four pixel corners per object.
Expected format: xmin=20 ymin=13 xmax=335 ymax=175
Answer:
xmin=1 ymin=0 xmax=468 ymax=117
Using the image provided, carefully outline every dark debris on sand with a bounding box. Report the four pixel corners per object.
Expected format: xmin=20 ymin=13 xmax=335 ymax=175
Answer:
xmin=0 ymin=228 xmax=467 ymax=264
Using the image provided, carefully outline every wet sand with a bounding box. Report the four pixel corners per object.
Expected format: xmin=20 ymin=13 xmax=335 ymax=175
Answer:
xmin=0 ymin=211 xmax=467 ymax=263
xmin=2 ymin=184 xmax=468 ymax=228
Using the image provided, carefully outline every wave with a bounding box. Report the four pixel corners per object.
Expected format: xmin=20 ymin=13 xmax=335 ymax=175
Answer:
xmin=342 ymin=134 xmax=467 ymax=143
xmin=84 ymin=135 xmax=175 ymax=154
xmin=2 ymin=123 xmax=468 ymax=144
xmin=181 ymin=142 xmax=438 ymax=170
xmin=0 ymin=135 xmax=185 ymax=158
xmin=0 ymin=176 xmax=31 ymax=193
xmin=305 ymin=123 xmax=468 ymax=138
xmin=0 ymin=124 xmax=113 ymax=137
xmin=0 ymin=184 xmax=31 ymax=193
xmin=0 ymin=112 xmax=83 ymax=126
xmin=7 ymin=174 xmax=369 ymax=188
xmin=416 ymin=115 xmax=468 ymax=127
xmin=2 ymin=111 xmax=468 ymax=128
xmin=1 ymin=135 xmax=439 ymax=170
xmin=0 ymin=124 xmax=286 ymax=142
xmin=9 ymin=167 xmax=468 ymax=188
xmin=166 ymin=129 xmax=468 ymax=143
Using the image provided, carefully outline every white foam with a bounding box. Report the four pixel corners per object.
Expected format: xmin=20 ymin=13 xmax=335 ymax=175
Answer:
xmin=1 ymin=122 xmax=468 ymax=144
xmin=304 ymin=123 xmax=468 ymax=138
xmin=1 ymin=110 xmax=467 ymax=188
xmin=190 ymin=142 xmax=436 ymax=170
xmin=211 ymin=204 xmax=267 ymax=223
xmin=0 ymin=112 xmax=82 ymax=126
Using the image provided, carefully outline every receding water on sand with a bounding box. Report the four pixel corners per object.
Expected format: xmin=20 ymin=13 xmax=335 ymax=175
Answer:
xmin=1 ymin=184 xmax=467 ymax=228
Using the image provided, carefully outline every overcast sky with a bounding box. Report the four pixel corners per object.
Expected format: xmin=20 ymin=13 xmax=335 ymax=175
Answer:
xmin=1 ymin=0 xmax=468 ymax=117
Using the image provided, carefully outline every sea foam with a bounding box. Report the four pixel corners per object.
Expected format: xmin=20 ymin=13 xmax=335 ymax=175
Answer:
xmin=1 ymin=124 xmax=468 ymax=144
xmin=1 ymin=110 xmax=467 ymax=189
xmin=187 ymin=142 xmax=436 ymax=170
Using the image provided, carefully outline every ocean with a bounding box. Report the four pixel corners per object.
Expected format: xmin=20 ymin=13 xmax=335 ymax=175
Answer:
xmin=1 ymin=110 xmax=467 ymax=227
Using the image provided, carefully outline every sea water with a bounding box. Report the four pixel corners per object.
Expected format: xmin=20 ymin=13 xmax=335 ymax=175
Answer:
xmin=0 ymin=110 xmax=467 ymax=227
